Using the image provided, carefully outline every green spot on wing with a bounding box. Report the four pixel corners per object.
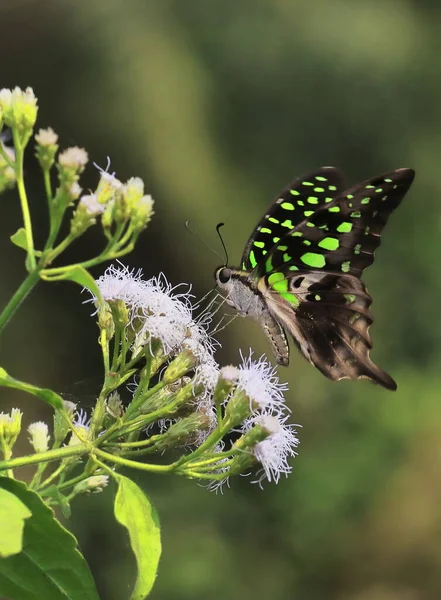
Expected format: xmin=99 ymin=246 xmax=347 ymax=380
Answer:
xmin=318 ymin=237 xmax=339 ymax=251
xmin=302 ymin=181 xmax=314 ymax=187
xmin=273 ymin=237 xmax=280 ymax=243
xmin=344 ymin=293 xmax=356 ymax=303
xmin=281 ymin=291 xmax=299 ymax=306
xmin=265 ymin=256 xmax=273 ymax=271
xmin=337 ymin=222 xmax=352 ymax=233
xmin=269 ymin=217 xmax=280 ymax=224
xmin=289 ymin=265 xmax=299 ymax=271
xmin=361 ymin=198 xmax=370 ymax=204
xmin=328 ymin=206 xmax=340 ymax=212
xmin=272 ymin=280 xmax=288 ymax=293
xmin=307 ymin=196 xmax=319 ymax=204
xmin=328 ymin=185 xmax=337 ymax=191
xmin=314 ymin=187 xmax=325 ymax=193
xmin=283 ymin=253 xmax=291 ymax=262
xmin=341 ymin=261 xmax=351 ymax=273
xmin=249 ymin=250 xmax=257 ymax=268
xmin=268 ymin=272 xmax=284 ymax=285
xmin=315 ymin=175 xmax=327 ymax=182
xmin=281 ymin=202 xmax=295 ymax=210
xmin=304 ymin=210 xmax=314 ymax=217
xmin=281 ymin=219 xmax=294 ymax=229
xmin=300 ymin=252 xmax=326 ymax=268
xmin=260 ymin=227 xmax=272 ymax=234
xmin=254 ymin=241 xmax=265 ymax=248
xmin=290 ymin=189 xmax=300 ymax=196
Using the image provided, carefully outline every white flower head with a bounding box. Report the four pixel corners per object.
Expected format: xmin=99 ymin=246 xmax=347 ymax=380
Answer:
xmin=133 ymin=274 xmax=195 ymax=355
xmin=236 ymin=350 xmax=289 ymax=415
xmin=28 ymin=421 xmax=50 ymax=453
xmin=243 ymin=412 xmax=300 ymax=485
xmin=58 ymin=146 xmax=88 ymax=169
xmin=79 ymin=193 xmax=105 ymax=216
xmin=95 ymin=263 xmax=146 ymax=305
xmin=35 ymin=127 xmax=58 ymax=146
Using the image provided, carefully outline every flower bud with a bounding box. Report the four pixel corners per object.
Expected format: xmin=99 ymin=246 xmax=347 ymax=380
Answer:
xmin=73 ymin=475 xmax=109 ymax=495
xmin=53 ymin=400 xmax=77 ymax=446
xmin=0 ymin=408 xmax=22 ymax=448
xmin=97 ymin=303 xmax=115 ymax=340
xmin=28 ymin=421 xmax=50 ymax=453
xmin=0 ymin=87 xmax=38 ymax=141
xmin=162 ymin=349 xmax=198 ymax=384
xmin=35 ymin=127 xmax=59 ymax=170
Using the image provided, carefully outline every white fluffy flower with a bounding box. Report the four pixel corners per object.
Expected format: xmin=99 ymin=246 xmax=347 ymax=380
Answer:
xmin=95 ymin=263 xmax=146 ymax=305
xmin=243 ymin=412 xmax=300 ymax=485
xmin=236 ymin=350 xmax=289 ymax=415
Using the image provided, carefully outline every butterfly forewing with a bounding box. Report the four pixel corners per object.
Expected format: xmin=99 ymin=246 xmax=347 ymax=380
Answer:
xmin=241 ymin=167 xmax=346 ymax=271
xmin=258 ymin=168 xmax=415 ymax=279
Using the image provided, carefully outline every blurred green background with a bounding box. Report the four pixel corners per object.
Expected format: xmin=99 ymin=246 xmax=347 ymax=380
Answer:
xmin=1 ymin=1 xmax=441 ymax=598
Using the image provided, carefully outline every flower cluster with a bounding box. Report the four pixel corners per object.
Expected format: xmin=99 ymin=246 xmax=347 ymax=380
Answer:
xmin=87 ymin=264 xmax=299 ymax=488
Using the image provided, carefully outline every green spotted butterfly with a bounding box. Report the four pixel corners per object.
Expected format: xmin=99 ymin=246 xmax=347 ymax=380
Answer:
xmin=215 ymin=166 xmax=415 ymax=390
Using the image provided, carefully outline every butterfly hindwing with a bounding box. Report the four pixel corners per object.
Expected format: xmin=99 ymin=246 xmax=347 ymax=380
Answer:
xmin=241 ymin=167 xmax=346 ymax=271
xmin=261 ymin=270 xmax=396 ymax=389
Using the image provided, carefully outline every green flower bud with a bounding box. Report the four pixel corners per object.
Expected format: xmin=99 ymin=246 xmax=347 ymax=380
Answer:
xmin=0 ymin=408 xmax=22 ymax=449
xmin=35 ymin=127 xmax=59 ymax=170
xmin=162 ymin=349 xmax=198 ymax=384
xmin=73 ymin=475 xmax=109 ymax=495
xmin=53 ymin=400 xmax=76 ymax=446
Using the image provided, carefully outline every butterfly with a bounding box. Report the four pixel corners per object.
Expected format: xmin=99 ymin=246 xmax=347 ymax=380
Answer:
xmin=215 ymin=166 xmax=415 ymax=391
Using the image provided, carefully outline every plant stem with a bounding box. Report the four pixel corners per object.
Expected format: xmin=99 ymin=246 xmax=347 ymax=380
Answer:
xmin=94 ymin=447 xmax=174 ymax=473
xmin=13 ymin=132 xmax=36 ymax=270
xmin=0 ymin=443 xmax=89 ymax=472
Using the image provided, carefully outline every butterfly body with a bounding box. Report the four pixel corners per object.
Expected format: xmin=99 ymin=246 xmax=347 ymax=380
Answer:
xmin=215 ymin=166 xmax=415 ymax=391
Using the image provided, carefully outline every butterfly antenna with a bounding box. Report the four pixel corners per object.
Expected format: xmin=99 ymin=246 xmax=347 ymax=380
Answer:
xmin=216 ymin=222 xmax=229 ymax=265
xmin=185 ymin=221 xmax=226 ymax=263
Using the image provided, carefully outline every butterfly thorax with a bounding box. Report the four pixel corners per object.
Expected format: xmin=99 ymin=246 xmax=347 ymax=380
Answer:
xmin=214 ymin=266 xmax=290 ymax=365
xmin=215 ymin=267 xmax=264 ymax=317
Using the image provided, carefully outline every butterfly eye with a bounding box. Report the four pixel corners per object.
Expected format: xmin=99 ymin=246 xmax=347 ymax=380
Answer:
xmin=217 ymin=268 xmax=232 ymax=284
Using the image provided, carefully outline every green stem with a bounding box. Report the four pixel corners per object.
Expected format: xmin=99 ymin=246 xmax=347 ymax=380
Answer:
xmin=35 ymin=462 xmax=68 ymax=491
xmin=0 ymin=269 xmax=40 ymax=334
xmin=0 ymin=443 xmax=89 ymax=472
xmin=94 ymin=447 xmax=174 ymax=473
xmin=13 ymin=132 xmax=36 ymax=270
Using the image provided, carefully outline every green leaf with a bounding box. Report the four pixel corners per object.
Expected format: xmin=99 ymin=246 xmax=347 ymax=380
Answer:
xmin=0 ymin=479 xmax=100 ymax=600
xmin=10 ymin=227 xmax=28 ymax=251
xmin=10 ymin=228 xmax=42 ymax=256
xmin=57 ymin=265 xmax=103 ymax=303
xmin=114 ymin=476 xmax=161 ymax=600
xmin=0 ymin=487 xmax=32 ymax=557
xmin=0 ymin=367 xmax=64 ymax=410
